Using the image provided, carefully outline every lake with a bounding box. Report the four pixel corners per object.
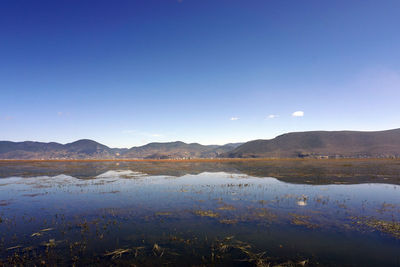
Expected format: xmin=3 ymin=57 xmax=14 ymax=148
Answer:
xmin=0 ymin=160 xmax=400 ymax=266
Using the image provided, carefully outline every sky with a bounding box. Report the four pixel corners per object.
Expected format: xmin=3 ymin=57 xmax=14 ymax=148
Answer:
xmin=1 ymin=0 xmax=400 ymax=148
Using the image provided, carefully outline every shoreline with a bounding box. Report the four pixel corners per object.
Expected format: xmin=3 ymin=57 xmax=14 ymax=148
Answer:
xmin=0 ymin=158 xmax=399 ymax=163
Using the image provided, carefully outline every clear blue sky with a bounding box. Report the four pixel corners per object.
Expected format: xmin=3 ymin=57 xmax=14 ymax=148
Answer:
xmin=1 ymin=0 xmax=399 ymax=148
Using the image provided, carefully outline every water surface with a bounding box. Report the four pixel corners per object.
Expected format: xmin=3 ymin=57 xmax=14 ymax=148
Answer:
xmin=0 ymin=160 xmax=400 ymax=266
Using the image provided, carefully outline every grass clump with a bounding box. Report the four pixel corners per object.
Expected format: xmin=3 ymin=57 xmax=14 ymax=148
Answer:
xmin=351 ymin=216 xmax=400 ymax=239
xmin=194 ymin=210 xmax=220 ymax=218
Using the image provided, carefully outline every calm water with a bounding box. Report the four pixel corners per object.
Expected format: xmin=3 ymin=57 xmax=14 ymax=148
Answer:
xmin=0 ymin=160 xmax=400 ymax=266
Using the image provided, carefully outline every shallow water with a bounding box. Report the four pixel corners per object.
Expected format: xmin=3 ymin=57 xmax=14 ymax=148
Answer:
xmin=0 ymin=160 xmax=400 ymax=266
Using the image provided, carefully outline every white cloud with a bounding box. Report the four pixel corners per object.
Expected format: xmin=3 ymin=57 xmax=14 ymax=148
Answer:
xmin=151 ymin=134 xmax=162 ymax=137
xmin=267 ymin=114 xmax=279 ymax=119
xmin=292 ymin=111 xmax=304 ymax=117
xmin=230 ymin=117 xmax=239 ymax=121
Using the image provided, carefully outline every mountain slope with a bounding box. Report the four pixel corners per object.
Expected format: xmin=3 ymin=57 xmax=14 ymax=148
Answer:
xmin=224 ymin=129 xmax=400 ymax=158
xmin=0 ymin=140 xmax=118 ymax=159
xmin=122 ymin=141 xmax=237 ymax=159
xmin=0 ymin=140 xmax=241 ymax=159
xmin=1 ymin=129 xmax=400 ymax=159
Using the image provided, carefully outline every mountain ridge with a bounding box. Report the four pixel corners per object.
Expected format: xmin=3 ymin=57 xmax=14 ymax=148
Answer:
xmin=0 ymin=139 xmax=243 ymax=160
xmin=224 ymin=128 xmax=400 ymax=158
xmin=1 ymin=128 xmax=400 ymax=159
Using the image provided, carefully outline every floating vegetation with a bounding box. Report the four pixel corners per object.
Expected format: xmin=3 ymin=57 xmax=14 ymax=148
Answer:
xmin=152 ymin=243 xmax=164 ymax=257
xmin=289 ymin=214 xmax=319 ymax=229
xmin=41 ymin=239 xmax=57 ymax=248
xmin=250 ymin=208 xmax=277 ymax=221
xmin=6 ymin=245 xmax=22 ymax=250
xmin=40 ymin=228 xmax=54 ymax=232
xmin=376 ymin=202 xmax=399 ymax=214
xmin=194 ymin=210 xmax=220 ymax=218
xmin=219 ymin=218 xmax=238 ymax=224
xmin=351 ymin=216 xmax=400 ymax=239
xmin=217 ymin=204 xmax=236 ymax=211
xmin=104 ymin=248 xmax=132 ymax=259
xmin=31 ymin=232 xmax=42 ymax=237
xmin=204 ymin=235 xmax=309 ymax=266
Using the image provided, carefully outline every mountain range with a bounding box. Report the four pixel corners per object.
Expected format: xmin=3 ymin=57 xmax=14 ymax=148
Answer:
xmin=0 ymin=139 xmax=243 ymax=160
xmin=1 ymin=128 xmax=400 ymax=159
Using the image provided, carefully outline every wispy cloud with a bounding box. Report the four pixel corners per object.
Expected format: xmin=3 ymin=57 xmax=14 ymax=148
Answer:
xmin=230 ymin=117 xmax=239 ymax=121
xmin=292 ymin=111 xmax=304 ymax=117
xmin=267 ymin=114 xmax=279 ymax=119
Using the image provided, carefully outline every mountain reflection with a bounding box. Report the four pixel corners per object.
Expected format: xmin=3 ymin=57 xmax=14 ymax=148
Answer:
xmin=1 ymin=159 xmax=400 ymax=185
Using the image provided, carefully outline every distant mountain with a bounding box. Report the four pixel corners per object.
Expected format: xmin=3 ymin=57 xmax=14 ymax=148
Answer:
xmin=224 ymin=128 xmax=400 ymax=158
xmin=1 ymin=129 xmax=400 ymax=159
xmin=122 ymin=141 xmax=240 ymax=159
xmin=0 ymin=139 xmax=242 ymax=160
xmin=219 ymin=142 xmax=244 ymax=149
xmin=0 ymin=139 xmax=119 ymax=159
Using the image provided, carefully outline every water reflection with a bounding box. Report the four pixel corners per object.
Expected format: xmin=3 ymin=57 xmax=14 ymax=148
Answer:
xmin=1 ymin=159 xmax=400 ymax=184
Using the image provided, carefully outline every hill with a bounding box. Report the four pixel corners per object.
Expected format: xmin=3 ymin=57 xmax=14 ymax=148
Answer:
xmin=224 ymin=128 xmax=400 ymax=158
xmin=1 ymin=129 xmax=400 ymax=159
xmin=0 ymin=139 xmax=118 ymax=159
xmin=0 ymin=139 xmax=242 ymax=160
xmin=122 ymin=141 xmax=243 ymax=159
